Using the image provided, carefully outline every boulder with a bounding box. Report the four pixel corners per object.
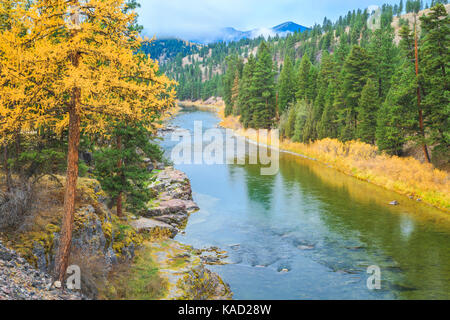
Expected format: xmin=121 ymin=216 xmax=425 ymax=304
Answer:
xmin=153 ymin=213 xmax=189 ymax=226
xmin=184 ymin=200 xmax=200 ymax=212
xmin=146 ymin=163 xmax=155 ymax=173
xmin=148 ymin=167 xmax=194 ymax=201
xmin=130 ymin=218 xmax=178 ymax=238
xmin=146 ymin=199 xmax=188 ymax=217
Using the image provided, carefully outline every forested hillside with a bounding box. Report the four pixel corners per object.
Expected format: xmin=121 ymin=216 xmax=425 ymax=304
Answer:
xmin=162 ymin=0 xmax=449 ymax=166
xmin=140 ymin=39 xmax=200 ymax=65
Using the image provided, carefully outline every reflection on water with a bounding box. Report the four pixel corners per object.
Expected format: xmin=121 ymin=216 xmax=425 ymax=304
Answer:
xmin=161 ymin=108 xmax=450 ymax=300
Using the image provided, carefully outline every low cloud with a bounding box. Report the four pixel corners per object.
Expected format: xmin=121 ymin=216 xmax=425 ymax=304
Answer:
xmin=137 ymin=0 xmax=400 ymax=41
xmin=250 ymin=28 xmax=276 ymax=39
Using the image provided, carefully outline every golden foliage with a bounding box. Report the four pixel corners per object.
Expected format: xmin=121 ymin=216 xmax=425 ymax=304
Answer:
xmin=217 ymin=107 xmax=450 ymax=211
xmin=0 ymin=0 xmax=176 ymax=142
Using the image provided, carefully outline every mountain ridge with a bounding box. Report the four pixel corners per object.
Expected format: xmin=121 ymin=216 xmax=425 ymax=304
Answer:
xmin=215 ymin=21 xmax=310 ymax=43
xmin=155 ymin=21 xmax=311 ymax=44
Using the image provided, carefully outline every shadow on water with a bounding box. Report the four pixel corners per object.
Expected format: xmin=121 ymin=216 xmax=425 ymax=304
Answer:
xmin=162 ymin=108 xmax=450 ymax=300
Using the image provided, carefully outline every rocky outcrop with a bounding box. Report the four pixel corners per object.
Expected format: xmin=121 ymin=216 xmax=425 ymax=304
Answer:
xmin=179 ymin=266 xmax=233 ymax=300
xmin=30 ymin=203 xmax=136 ymax=279
xmin=130 ymin=217 xmax=178 ymax=239
xmin=148 ymin=240 xmax=232 ymax=300
xmin=133 ymin=167 xmax=200 ymax=240
xmin=0 ymin=241 xmax=84 ymax=300
xmin=127 ymin=166 xmax=232 ymax=300
xmin=14 ymin=180 xmax=142 ymax=299
xmin=148 ymin=167 xmax=195 ymax=201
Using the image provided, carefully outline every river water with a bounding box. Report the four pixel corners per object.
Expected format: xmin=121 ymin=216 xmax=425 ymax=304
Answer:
xmin=160 ymin=107 xmax=450 ymax=300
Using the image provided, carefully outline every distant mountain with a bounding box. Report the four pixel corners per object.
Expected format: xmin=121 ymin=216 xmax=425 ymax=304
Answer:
xmin=272 ymin=21 xmax=310 ymax=34
xmin=174 ymin=21 xmax=310 ymax=44
xmin=217 ymin=27 xmax=251 ymax=43
xmin=214 ymin=21 xmax=310 ymax=43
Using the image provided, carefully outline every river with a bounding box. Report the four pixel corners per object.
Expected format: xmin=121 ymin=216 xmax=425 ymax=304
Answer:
xmin=160 ymin=107 xmax=450 ymax=300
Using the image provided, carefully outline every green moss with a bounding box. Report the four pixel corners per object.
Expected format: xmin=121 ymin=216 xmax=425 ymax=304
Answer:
xmin=100 ymin=243 xmax=167 ymax=300
xmin=111 ymin=220 xmax=143 ymax=257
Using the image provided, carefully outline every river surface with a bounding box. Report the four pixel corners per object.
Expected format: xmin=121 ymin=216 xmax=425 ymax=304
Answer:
xmin=160 ymin=107 xmax=450 ymax=300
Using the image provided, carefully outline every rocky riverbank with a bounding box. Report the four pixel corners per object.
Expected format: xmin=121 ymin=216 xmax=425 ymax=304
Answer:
xmin=0 ymin=166 xmax=232 ymax=300
xmin=0 ymin=240 xmax=84 ymax=300
xmin=120 ymin=166 xmax=232 ymax=300
xmin=0 ymin=176 xmax=142 ymax=299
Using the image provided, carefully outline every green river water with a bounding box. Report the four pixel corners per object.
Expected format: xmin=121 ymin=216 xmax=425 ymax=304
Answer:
xmin=161 ymin=107 xmax=450 ymax=300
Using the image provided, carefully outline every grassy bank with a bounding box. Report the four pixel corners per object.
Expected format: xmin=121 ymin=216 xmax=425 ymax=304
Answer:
xmin=100 ymin=242 xmax=168 ymax=300
xmin=212 ymin=105 xmax=450 ymax=212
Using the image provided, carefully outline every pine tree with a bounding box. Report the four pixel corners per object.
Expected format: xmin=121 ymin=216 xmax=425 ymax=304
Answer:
xmin=315 ymin=52 xmax=337 ymax=139
xmin=224 ymin=55 xmax=243 ymax=116
xmin=301 ymin=102 xmax=316 ymax=142
xmin=357 ymin=79 xmax=379 ymax=144
xmin=296 ymin=54 xmax=312 ymax=102
xmin=317 ymin=80 xmax=339 ymax=139
xmin=368 ymin=27 xmax=399 ymax=100
xmin=277 ymin=55 xmax=296 ymax=114
xmin=0 ymin=0 xmax=175 ymax=283
xmin=399 ymin=16 xmax=433 ymax=162
xmin=285 ymin=104 xmax=297 ymax=139
xmin=94 ymin=122 xmax=163 ymax=216
xmin=248 ymin=41 xmax=276 ymax=129
xmin=293 ymin=101 xmax=308 ymax=142
xmin=420 ymin=4 xmax=449 ymax=161
xmin=238 ymin=55 xmax=256 ymax=128
xmin=376 ymin=63 xmax=418 ymax=155
xmin=340 ymin=46 xmax=373 ymax=139
xmin=305 ymin=65 xmax=318 ymax=103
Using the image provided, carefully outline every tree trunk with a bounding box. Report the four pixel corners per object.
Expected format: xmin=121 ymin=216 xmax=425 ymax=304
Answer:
xmin=378 ymin=78 xmax=382 ymax=98
xmin=414 ymin=19 xmax=431 ymax=163
xmin=2 ymin=145 xmax=12 ymax=192
xmin=275 ymin=92 xmax=279 ymax=121
xmin=15 ymin=132 xmax=24 ymax=180
xmin=116 ymin=135 xmax=123 ymax=218
xmin=55 ymin=51 xmax=81 ymax=284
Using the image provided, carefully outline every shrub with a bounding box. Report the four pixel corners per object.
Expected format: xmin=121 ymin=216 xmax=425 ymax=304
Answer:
xmin=0 ymin=184 xmax=34 ymax=231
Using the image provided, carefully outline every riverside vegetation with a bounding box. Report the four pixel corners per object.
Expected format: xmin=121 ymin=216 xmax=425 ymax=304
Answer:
xmin=170 ymin=2 xmax=449 ymax=212
xmin=217 ymin=107 xmax=449 ymax=211
xmin=0 ymin=0 xmax=231 ymax=299
xmin=0 ymin=0 xmax=449 ymax=301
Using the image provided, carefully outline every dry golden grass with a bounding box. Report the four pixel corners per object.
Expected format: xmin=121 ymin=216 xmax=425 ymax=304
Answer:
xmin=178 ymin=98 xmax=225 ymax=109
xmin=216 ymin=106 xmax=450 ymax=212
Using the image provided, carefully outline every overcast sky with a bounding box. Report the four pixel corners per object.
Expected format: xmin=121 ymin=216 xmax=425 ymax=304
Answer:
xmin=137 ymin=0 xmax=402 ymax=40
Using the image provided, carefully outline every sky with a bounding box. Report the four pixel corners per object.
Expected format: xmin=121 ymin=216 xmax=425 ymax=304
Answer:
xmin=137 ymin=0 xmax=401 ymax=41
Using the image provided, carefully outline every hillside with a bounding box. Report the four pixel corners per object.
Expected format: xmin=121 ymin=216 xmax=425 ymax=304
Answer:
xmin=161 ymin=3 xmax=450 ymax=102
xmin=160 ymin=1 xmax=449 ymax=172
xmin=141 ymin=39 xmax=201 ymax=65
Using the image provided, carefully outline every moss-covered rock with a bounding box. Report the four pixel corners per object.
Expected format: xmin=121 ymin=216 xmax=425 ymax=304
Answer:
xmin=177 ymin=266 xmax=232 ymax=300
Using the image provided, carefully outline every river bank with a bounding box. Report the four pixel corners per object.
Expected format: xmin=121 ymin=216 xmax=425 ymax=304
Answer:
xmin=0 ymin=166 xmax=232 ymax=300
xmin=159 ymin=107 xmax=450 ymax=299
xmin=113 ymin=166 xmax=232 ymax=300
xmin=178 ymin=100 xmax=449 ymax=214
xmin=0 ymin=103 xmax=232 ymax=300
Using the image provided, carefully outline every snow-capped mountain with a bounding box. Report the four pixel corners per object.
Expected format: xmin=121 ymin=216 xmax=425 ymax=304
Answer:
xmin=187 ymin=21 xmax=310 ymax=44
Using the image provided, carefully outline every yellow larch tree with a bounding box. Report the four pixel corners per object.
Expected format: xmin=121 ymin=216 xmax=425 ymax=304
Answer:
xmin=0 ymin=0 xmax=175 ymax=283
